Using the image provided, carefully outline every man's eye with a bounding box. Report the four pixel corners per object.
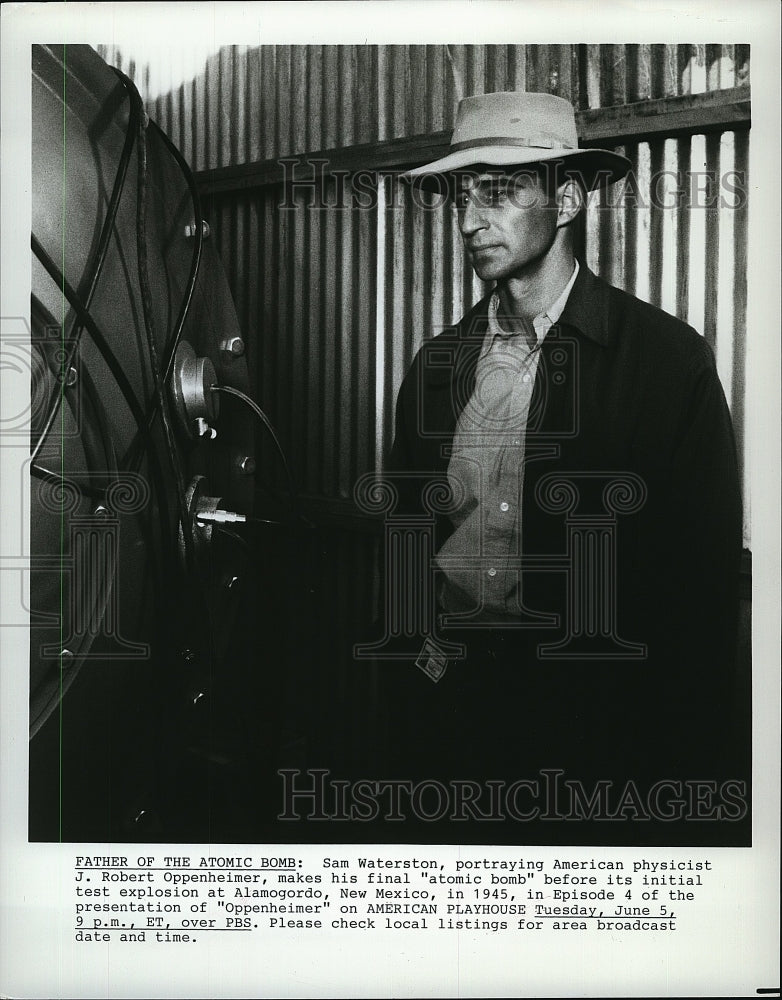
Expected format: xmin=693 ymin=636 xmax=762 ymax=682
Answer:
xmin=453 ymin=180 xmax=510 ymax=211
xmin=454 ymin=188 xmax=505 ymax=211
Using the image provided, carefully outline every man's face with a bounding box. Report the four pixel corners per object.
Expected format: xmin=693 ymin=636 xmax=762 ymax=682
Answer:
xmin=453 ymin=168 xmax=560 ymax=282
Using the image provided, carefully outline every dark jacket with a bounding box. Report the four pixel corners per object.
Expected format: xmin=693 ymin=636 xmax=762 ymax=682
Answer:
xmin=381 ymin=262 xmax=744 ymax=790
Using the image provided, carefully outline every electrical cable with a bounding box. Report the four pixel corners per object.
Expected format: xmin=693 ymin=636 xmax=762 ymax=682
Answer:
xmin=208 ymin=384 xmax=300 ymax=519
xmin=30 ymin=465 xmax=105 ymax=498
xmin=80 ymin=363 xmax=169 ymax=594
xmin=118 ymin=71 xmax=226 ymax=684
xmin=117 ymin=76 xmax=205 ymax=472
xmin=31 ymin=72 xmax=139 ymax=465
xmin=30 ymin=62 xmax=240 ymax=744
xmin=30 ymin=299 xmax=171 ymax=599
xmin=78 ymin=365 xmax=118 ymax=480
xmin=213 ymin=525 xmax=250 ymax=552
xmin=147 ymin=117 xmax=205 ymax=386
xmin=131 ymin=87 xmax=195 ymax=574
xmin=29 ymin=66 xmax=175 ymax=596
xmin=30 ymin=233 xmax=174 ymax=556
xmin=31 ymin=66 xmax=241 ymax=708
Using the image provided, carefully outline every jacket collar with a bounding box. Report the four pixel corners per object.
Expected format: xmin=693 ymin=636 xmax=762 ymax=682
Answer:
xmin=423 ymin=262 xmax=615 ymax=389
xmin=558 ymin=260 xmax=616 ymax=347
xmin=456 ymin=261 xmax=615 ymax=348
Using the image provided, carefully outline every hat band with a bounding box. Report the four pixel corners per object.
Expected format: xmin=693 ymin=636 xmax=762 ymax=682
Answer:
xmin=450 ymin=135 xmax=577 ymax=153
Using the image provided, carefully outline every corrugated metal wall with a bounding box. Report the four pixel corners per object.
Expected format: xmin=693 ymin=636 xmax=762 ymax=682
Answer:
xmin=96 ymin=42 xmax=752 ymax=549
xmin=100 ymin=43 xmax=750 ymax=162
xmin=91 ymin=43 xmax=751 ymax=760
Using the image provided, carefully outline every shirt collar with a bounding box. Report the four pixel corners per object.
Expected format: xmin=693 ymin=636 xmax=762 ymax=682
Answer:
xmin=423 ymin=262 xmax=616 ymax=390
xmin=486 ymin=260 xmax=580 ymax=353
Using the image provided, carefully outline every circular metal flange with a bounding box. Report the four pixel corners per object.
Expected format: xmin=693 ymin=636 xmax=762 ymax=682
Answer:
xmin=179 ymin=474 xmax=224 ymax=569
xmin=170 ymin=341 xmax=219 ymax=437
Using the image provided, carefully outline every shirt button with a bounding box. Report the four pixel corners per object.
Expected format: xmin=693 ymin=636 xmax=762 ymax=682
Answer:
xmin=487 ymin=567 xmax=497 ymax=578
xmin=500 ymin=501 xmax=510 ymax=512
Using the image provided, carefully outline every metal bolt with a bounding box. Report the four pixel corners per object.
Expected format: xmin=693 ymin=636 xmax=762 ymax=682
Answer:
xmin=184 ymin=219 xmax=211 ymax=239
xmin=59 ymin=366 xmax=78 ymax=386
xmin=59 ymin=648 xmax=74 ymax=668
xmin=192 ymin=691 xmax=205 ymax=706
xmin=194 ymin=417 xmax=217 ymax=439
xmin=220 ymin=336 xmax=245 ymax=357
xmin=181 ymin=649 xmax=196 ymax=663
xmin=226 ymin=575 xmax=240 ymax=591
xmin=238 ymin=455 xmax=256 ymax=475
xmin=93 ymin=504 xmax=110 ymax=518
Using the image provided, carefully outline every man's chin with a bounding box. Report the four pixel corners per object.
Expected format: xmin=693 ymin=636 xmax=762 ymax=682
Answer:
xmin=471 ymin=262 xmax=505 ymax=283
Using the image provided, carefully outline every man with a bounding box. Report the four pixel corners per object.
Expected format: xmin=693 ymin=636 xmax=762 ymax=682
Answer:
xmin=373 ymin=91 xmax=745 ymax=835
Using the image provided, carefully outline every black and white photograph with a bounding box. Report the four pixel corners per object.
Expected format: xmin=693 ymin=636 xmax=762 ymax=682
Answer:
xmin=25 ymin=34 xmax=754 ymax=847
xmin=1 ymin=2 xmax=780 ymax=997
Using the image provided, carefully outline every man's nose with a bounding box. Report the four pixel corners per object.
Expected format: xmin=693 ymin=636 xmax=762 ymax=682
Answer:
xmin=458 ymin=198 xmax=488 ymax=238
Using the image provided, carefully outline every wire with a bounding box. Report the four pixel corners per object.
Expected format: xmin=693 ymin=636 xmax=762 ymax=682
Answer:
xmin=118 ymin=85 xmax=205 ymax=473
xmin=31 ymin=71 xmax=139 ymax=465
xmin=117 ymin=71 xmax=225 ymax=679
xmin=30 ymin=465 xmax=104 ymax=498
xmin=209 ymin=384 xmax=299 ymax=518
xmin=132 ymin=88 xmax=195 ymax=574
xmin=78 ymin=364 xmax=117 ymax=477
xmin=110 ymin=69 xmax=205 ymax=387
xmin=30 ymin=65 xmax=223 ymax=700
xmin=31 ymin=297 xmax=173 ymax=598
xmin=213 ymin=525 xmax=250 ymax=551
xmin=31 ymin=233 xmax=173 ymax=554
xmin=148 ymin=118 xmax=205 ymax=385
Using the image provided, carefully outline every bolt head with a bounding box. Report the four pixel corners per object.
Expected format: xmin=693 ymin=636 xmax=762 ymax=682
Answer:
xmin=184 ymin=219 xmax=211 ymax=239
xmin=239 ymin=456 xmax=256 ymax=475
xmin=221 ymin=336 xmax=245 ymax=357
xmin=194 ymin=417 xmax=217 ymax=439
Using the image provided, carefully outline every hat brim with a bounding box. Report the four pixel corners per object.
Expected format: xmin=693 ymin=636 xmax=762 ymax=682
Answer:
xmin=401 ymin=146 xmax=630 ymax=194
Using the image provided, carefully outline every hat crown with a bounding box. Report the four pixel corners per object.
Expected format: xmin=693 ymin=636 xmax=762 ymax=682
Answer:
xmin=452 ymin=91 xmax=578 ymax=152
xmin=400 ymin=88 xmax=630 ymax=190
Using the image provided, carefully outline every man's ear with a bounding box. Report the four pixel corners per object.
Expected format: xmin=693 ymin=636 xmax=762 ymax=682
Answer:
xmin=555 ymin=177 xmax=585 ymax=228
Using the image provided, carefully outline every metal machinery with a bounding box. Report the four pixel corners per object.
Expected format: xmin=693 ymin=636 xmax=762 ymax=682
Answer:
xmin=29 ymin=44 xmax=275 ymax=840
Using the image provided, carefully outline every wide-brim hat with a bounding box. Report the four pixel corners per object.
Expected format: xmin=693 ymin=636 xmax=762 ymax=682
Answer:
xmin=402 ymin=91 xmax=630 ymax=193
